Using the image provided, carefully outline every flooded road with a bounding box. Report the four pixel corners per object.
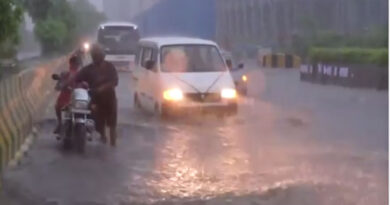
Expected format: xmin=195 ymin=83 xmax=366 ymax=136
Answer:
xmin=1 ymin=67 xmax=387 ymax=205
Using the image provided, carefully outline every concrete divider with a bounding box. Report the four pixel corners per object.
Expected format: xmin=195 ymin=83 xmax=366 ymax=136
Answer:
xmin=300 ymin=63 xmax=388 ymax=90
xmin=262 ymin=53 xmax=301 ymax=68
xmin=0 ymin=56 xmax=67 ymax=176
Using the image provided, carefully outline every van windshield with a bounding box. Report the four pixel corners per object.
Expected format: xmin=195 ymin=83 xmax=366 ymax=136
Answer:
xmin=161 ymin=45 xmax=226 ymax=72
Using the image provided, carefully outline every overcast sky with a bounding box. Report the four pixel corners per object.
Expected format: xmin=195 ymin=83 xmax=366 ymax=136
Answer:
xmin=87 ymin=0 xmax=104 ymax=12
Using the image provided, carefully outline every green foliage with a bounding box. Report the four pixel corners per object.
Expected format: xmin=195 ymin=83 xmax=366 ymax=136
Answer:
xmin=31 ymin=0 xmax=76 ymax=53
xmin=309 ymin=47 xmax=388 ymax=67
xmin=22 ymin=0 xmax=52 ymax=21
xmin=292 ymin=15 xmax=388 ymax=58
xmin=0 ymin=35 xmax=19 ymax=58
xmin=24 ymin=0 xmax=105 ymax=54
xmin=72 ymin=0 xmax=106 ymax=37
xmin=312 ymin=29 xmax=388 ymax=48
xmin=0 ymin=0 xmax=23 ymax=58
xmin=35 ymin=18 xmax=68 ymax=53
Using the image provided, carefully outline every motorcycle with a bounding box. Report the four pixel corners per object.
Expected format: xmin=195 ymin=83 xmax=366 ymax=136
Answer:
xmin=52 ymin=74 xmax=95 ymax=153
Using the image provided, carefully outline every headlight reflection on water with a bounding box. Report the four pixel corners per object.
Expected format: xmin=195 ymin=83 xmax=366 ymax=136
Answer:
xmin=133 ymin=113 xmax=383 ymax=204
xmin=144 ymin=125 xmax=256 ymax=199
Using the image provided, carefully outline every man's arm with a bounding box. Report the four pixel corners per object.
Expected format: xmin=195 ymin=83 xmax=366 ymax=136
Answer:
xmin=59 ymin=66 xmax=87 ymax=90
xmin=74 ymin=66 xmax=87 ymax=84
xmin=95 ymin=63 xmax=118 ymax=92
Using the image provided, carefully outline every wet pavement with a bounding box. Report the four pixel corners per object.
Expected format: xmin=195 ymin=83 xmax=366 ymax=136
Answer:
xmin=1 ymin=66 xmax=388 ymax=205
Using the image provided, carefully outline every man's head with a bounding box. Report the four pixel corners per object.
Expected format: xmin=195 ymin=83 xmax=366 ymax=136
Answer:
xmin=90 ymin=44 xmax=105 ymax=65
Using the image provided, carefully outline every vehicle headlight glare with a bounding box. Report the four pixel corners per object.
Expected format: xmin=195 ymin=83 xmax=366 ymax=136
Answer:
xmin=83 ymin=42 xmax=90 ymax=51
xmin=163 ymin=88 xmax=183 ymax=101
xmin=221 ymin=88 xmax=237 ymax=99
xmin=242 ymin=75 xmax=248 ymax=82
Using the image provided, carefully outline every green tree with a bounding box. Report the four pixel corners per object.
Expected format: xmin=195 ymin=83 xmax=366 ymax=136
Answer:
xmin=21 ymin=0 xmax=52 ymax=21
xmin=34 ymin=18 xmax=68 ymax=53
xmin=24 ymin=0 xmax=75 ymax=53
xmin=22 ymin=0 xmax=105 ymax=54
xmin=0 ymin=0 xmax=23 ymax=58
xmin=72 ymin=0 xmax=106 ymax=38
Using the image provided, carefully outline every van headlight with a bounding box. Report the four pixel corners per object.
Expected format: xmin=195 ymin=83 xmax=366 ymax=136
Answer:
xmin=163 ymin=88 xmax=184 ymax=101
xmin=221 ymin=88 xmax=237 ymax=99
xmin=242 ymin=75 xmax=248 ymax=82
xmin=74 ymin=100 xmax=89 ymax=109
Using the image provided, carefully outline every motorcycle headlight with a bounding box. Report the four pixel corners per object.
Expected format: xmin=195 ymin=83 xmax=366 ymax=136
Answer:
xmin=74 ymin=100 xmax=89 ymax=109
xmin=83 ymin=42 xmax=90 ymax=52
xmin=163 ymin=88 xmax=184 ymax=101
xmin=221 ymin=88 xmax=237 ymax=99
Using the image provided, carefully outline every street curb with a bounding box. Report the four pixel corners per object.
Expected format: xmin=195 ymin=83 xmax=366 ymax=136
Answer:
xmin=8 ymin=127 xmax=38 ymax=168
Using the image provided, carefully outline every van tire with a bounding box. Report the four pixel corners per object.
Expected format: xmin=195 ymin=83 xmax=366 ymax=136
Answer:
xmin=134 ymin=93 xmax=141 ymax=109
xmin=155 ymin=102 xmax=169 ymax=120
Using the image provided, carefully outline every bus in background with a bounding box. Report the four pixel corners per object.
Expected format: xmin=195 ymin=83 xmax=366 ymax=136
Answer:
xmin=97 ymin=22 xmax=140 ymax=71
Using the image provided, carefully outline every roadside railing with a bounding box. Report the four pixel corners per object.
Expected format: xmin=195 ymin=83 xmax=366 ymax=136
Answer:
xmin=261 ymin=53 xmax=301 ymax=68
xmin=0 ymin=56 xmax=66 ymax=176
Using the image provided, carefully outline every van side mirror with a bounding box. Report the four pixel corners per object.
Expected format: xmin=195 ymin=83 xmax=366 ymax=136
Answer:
xmin=225 ymin=59 xmax=233 ymax=70
xmin=145 ymin=60 xmax=155 ymax=70
xmin=238 ymin=63 xmax=245 ymax=69
xmin=52 ymin=74 xmax=60 ymax=80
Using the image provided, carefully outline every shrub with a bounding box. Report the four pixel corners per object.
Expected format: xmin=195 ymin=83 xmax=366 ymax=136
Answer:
xmin=291 ymin=28 xmax=388 ymax=58
xmin=35 ymin=19 xmax=68 ymax=53
xmin=309 ymin=47 xmax=388 ymax=67
xmin=0 ymin=35 xmax=19 ymax=59
xmin=0 ymin=0 xmax=23 ymax=59
xmin=26 ymin=0 xmax=105 ymax=54
xmin=72 ymin=0 xmax=106 ymax=37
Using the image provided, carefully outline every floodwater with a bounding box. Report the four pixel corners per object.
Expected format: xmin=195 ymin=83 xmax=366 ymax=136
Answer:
xmin=1 ymin=65 xmax=387 ymax=205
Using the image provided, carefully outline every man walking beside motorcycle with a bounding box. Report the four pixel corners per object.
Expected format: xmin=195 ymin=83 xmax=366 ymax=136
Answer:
xmin=76 ymin=44 xmax=119 ymax=147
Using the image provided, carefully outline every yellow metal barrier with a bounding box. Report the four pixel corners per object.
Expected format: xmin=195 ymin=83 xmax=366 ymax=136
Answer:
xmin=0 ymin=56 xmax=66 ymax=173
xmin=262 ymin=53 xmax=301 ymax=68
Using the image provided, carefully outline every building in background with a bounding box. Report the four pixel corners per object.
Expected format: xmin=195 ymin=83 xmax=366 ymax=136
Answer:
xmin=215 ymin=0 xmax=388 ymax=52
xmin=134 ymin=0 xmax=216 ymax=40
xmin=102 ymin=0 xmax=160 ymax=21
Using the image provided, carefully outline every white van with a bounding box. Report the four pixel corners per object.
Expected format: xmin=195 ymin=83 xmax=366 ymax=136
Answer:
xmin=133 ymin=37 xmax=238 ymax=116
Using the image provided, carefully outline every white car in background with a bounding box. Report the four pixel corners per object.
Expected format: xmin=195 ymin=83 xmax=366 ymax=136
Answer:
xmin=133 ymin=37 xmax=238 ymax=117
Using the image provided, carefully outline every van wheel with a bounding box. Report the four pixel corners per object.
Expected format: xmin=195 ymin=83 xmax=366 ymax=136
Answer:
xmin=134 ymin=93 xmax=141 ymax=109
xmin=155 ymin=102 xmax=169 ymax=120
xmin=154 ymin=103 xmax=161 ymax=115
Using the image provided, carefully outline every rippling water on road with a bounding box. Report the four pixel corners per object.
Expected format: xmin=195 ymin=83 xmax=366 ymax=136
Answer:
xmin=122 ymin=109 xmax=386 ymax=205
xmin=1 ymin=69 xmax=387 ymax=205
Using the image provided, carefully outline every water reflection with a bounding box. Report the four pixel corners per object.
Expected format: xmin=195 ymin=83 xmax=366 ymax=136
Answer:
xmin=132 ymin=114 xmax=386 ymax=205
xmin=144 ymin=121 xmax=255 ymax=199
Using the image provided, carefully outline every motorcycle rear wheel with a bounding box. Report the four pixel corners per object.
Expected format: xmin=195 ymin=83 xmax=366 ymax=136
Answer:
xmin=74 ymin=123 xmax=86 ymax=153
xmin=63 ymin=121 xmax=72 ymax=150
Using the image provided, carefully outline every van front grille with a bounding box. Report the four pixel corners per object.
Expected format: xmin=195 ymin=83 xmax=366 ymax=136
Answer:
xmin=185 ymin=93 xmax=221 ymax=103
